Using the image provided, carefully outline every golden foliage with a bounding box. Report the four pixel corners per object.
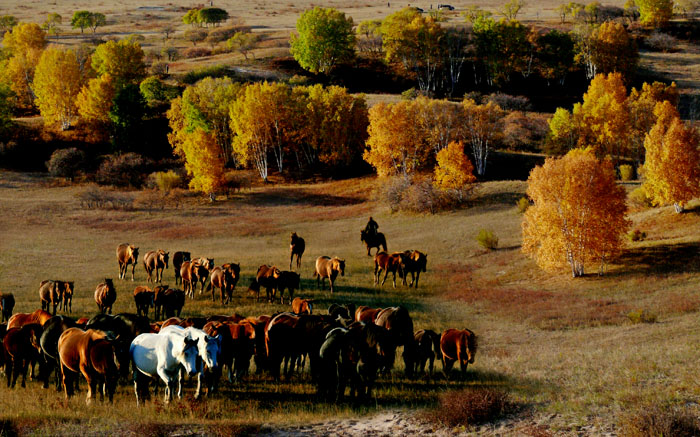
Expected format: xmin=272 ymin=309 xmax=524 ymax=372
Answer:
xmin=590 ymin=21 xmax=638 ymax=82
xmin=91 ymin=39 xmax=146 ymax=85
xmin=180 ymin=128 xmax=226 ymax=194
xmin=76 ymin=74 xmax=115 ymax=137
xmin=33 ymin=48 xmax=82 ymax=130
xmin=462 ymin=98 xmax=504 ymax=176
xmin=522 ymin=148 xmax=630 ymax=277
xmin=434 ymin=141 xmax=476 ymax=192
xmin=0 ymin=22 xmax=46 ymax=108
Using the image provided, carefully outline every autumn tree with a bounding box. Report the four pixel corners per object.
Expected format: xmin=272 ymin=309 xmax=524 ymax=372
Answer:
xmin=445 ymin=27 xmax=469 ymax=96
xmin=501 ymin=0 xmax=526 ymax=20
xmin=42 ymin=13 xmax=62 ymax=38
xmin=91 ymin=39 xmax=146 ymax=86
xmin=636 ymin=0 xmax=673 ymax=27
xmin=471 ymin=17 xmax=530 ymax=86
xmin=356 ymin=19 xmax=383 ymax=55
xmin=0 ymin=22 xmax=46 ymax=109
xmin=462 ymin=98 xmax=504 ymax=176
xmin=33 ymin=48 xmax=82 ymax=130
xmin=535 ymin=29 xmax=576 ymax=86
xmin=627 ymin=81 xmax=678 ymax=164
xmin=522 ymin=148 xmax=629 ymax=277
xmin=227 ymin=32 xmax=260 ymax=60
xmin=290 ymin=7 xmax=355 ymax=74
xmin=642 ymin=101 xmax=700 ymax=213
xmin=574 ymin=21 xmax=638 ymax=82
xmin=184 ymin=29 xmax=208 ymax=46
xmin=415 ymin=96 xmax=463 ymax=154
xmin=546 ymin=107 xmax=580 ymax=155
xmin=76 ymin=73 xmax=115 ymax=137
xmin=434 ymin=141 xmax=476 ymax=200
xmin=179 ymin=128 xmax=226 ymax=194
xmin=0 ymin=84 xmax=14 ymax=135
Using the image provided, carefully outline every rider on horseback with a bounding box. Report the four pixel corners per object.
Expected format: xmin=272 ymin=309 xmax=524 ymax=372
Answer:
xmin=365 ymin=216 xmax=379 ymax=237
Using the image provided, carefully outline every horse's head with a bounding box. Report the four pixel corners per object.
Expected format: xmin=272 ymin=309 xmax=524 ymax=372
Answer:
xmin=271 ymin=267 xmax=281 ymax=278
xmin=334 ymin=258 xmax=345 ymax=277
xmin=104 ymin=278 xmax=114 ymax=290
xmin=291 ymin=232 xmax=298 ymax=243
xmin=162 ymin=251 xmax=170 ymax=269
xmin=180 ymin=337 xmax=200 ymax=376
xmin=203 ymin=334 xmax=221 ymax=369
xmin=130 ymin=246 xmax=139 ymax=263
xmin=205 ymin=258 xmax=215 ymax=270
xmin=182 ymin=252 xmax=191 ymax=262
xmin=466 ymin=330 xmax=477 ymax=364
xmin=360 ymin=229 xmax=366 ymax=242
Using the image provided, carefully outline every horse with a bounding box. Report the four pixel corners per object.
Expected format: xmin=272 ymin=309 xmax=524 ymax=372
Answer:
xmin=401 ymin=250 xmax=428 ymax=288
xmin=159 ymin=325 xmax=220 ymax=399
xmin=61 ymin=281 xmax=74 ymax=313
xmin=313 ymin=256 xmax=345 ymax=293
xmin=3 ymin=323 xmax=43 ymax=388
xmin=0 ymin=292 xmax=15 ymax=323
xmin=255 ymin=265 xmax=281 ymax=302
xmin=290 ymin=232 xmax=305 ymax=270
xmin=143 ymin=250 xmax=169 ymax=283
xmin=172 ymin=251 xmax=190 ymax=285
xmin=58 ymin=328 xmax=121 ymax=403
xmin=161 ymin=288 xmax=185 ymax=319
xmin=85 ymin=313 xmax=149 ymax=379
xmin=373 ymin=251 xmax=406 ymax=288
xmin=95 ymin=279 xmax=116 ymax=314
xmin=327 ymin=303 xmax=356 ymax=326
xmin=375 ymin=306 xmax=415 ymax=377
xmin=265 ymin=313 xmax=301 ymax=380
xmin=152 ymin=285 xmax=169 ymax=320
xmin=130 ymin=332 xmax=200 ymax=405
xmin=39 ymin=280 xmax=73 ymax=315
xmin=207 ymin=266 xmax=235 ymax=305
xmin=226 ymin=321 xmax=256 ymax=381
xmin=412 ymin=329 xmax=442 ymax=377
xmin=292 ymin=297 xmax=313 ymax=315
xmin=40 ymin=315 xmax=78 ymax=391
xmin=192 ymin=257 xmax=214 ymax=295
xmin=440 ymin=328 xmax=477 ymax=379
xmin=117 ymin=243 xmax=139 ymax=281
xmin=8 ymin=309 xmax=53 ymax=329
xmin=354 ymin=306 xmax=382 ymax=324
xmin=277 ymin=271 xmax=300 ymax=304
xmin=133 ymin=286 xmax=155 ymax=317
xmin=360 ymin=229 xmax=387 ymax=256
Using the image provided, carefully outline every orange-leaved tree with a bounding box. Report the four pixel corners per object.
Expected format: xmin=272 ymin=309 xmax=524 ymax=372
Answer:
xmin=76 ymin=74 xmax=115 ymax=141
xmin=434 ymin=141 xmax=476 ymax=200
xmin=642 ymin=101 xmax=700 ymax=213
xmin=522 ymin=148 xmax=629 ymax=277
xmin=33 ymin=48 xmax=82 ymax=130
xmin=627 ymin=81 xmax=678 ymax=165
xmin=0 ymin=22 xmax=47 ymax=108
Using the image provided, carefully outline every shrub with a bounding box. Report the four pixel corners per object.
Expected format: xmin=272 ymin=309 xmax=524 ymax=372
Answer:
xmin=517 ymin=196 xmax=530 ymax=214
xmin=287 ymin=74 xmax=311 ymax=86
xmin=183 ymin=47 xmax=212 ymax=58
xmin=46 ymin=148 xmax=86 ymax=180
xmin=619 ymin=164 xmax=635 ymax=181
xmin=484 ymin=93 xmax=531 ymax=111
xmin=618 ymin=405 xmax=700 ymax=437
xmin=151 ymin=62 xmax=169 ymax=77
xmin=628 ymin=187 xmax=654 ymax=208
xmin=646 ymin=32 xmax=678 ymax=52
xmin=420 ymin=388 xmax=512 ymax=429
xmin=96 ymin=153 xmax=151 ymax=188
xmin=627 ymin=229 xmax=647 ymax=242
xmin=77 ymin=185 xmax=134 ymax=210
xmin=376 ymin=175 xmax=453 ymax=214
xmin=150 ymin=170 xmax=183 ymax=191
xmin=179 ymin=65 xmax=237 ymax=85
xmin=221 ymin=171 xmax=252 ymax=195
xmin=477 ymin=229 xmax=498 ymax=250
xmin=401 ymin=87 xmax=419 ymax=100
xmin=626 ymin=309 xmax=657 ymax=324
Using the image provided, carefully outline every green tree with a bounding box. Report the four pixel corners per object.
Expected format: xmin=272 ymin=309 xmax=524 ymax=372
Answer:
xmin=290 ymin=7 xmax=356 ymax=74
xmin=0 ymin=15 xmax=17 ymax=34
xmin=139 ymin=76 xmax=179 ymax=107
xmin=71 ymin=11 xmax=92 ymax=34
xmin=536 ymin=29 xmax=576 ymax=86
xmin=226 ymin=32 xmax=260 ymax=60
xmin=89 ymin=13 xmax=106 ymax=33
xmin=109 ymin=84 xmax=146 ymax=152
xmin=91 ymin=39 xmax=146 ymax=86
xmin=471 ymin=17 xmax=531 ymax=86
xmin=636 ymin=0 xmax=673 ymax=27
xmin=42 ymin=13 xmax=62 ymax=38
xmin=0 ymin=84 xmax=14 ymax=135
xmin=501 ymin=0 xmax=526 ymax=20
xmin=356 ymin=19 xmax=383 ymax=55
xmin=198 ymin=8 xmax=229 ymax=26
xmin=184 ymin=29 xmax=207 ymax=46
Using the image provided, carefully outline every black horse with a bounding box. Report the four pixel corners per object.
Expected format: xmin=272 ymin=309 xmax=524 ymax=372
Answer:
xmin=360 ymin=230 xmax=387 ymax=256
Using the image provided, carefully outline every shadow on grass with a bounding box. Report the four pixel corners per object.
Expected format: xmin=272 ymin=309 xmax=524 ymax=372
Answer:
xmin=235 ymin=188 xmax=363 ymax=207
xmin=612 ymin=241 xmax=700 ymax=276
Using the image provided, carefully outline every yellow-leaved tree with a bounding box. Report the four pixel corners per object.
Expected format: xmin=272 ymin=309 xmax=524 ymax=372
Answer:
xmin=0 ymin=22 xmax=47 ymax=108
xmin=462 ymin=98 xmax=504 ymax=176
xmin=522 ymin=148 xmax=629 ymax=277
xmin=179 ymin=128 xmax=226 ymax=195
xmin=33 ymin=48 xmax=82 ymax=130
xmin=642 ymin=101 xmax=700 ymax=213
xmin=76 ymin=73 xmax=115 ymax=127
xmin=627 ymin=81 xmax=678 ymax=165
xmin=434 ymin=141 xmax=476 ymax=200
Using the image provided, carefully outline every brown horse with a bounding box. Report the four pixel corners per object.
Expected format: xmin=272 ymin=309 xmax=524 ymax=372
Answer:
xmin=360 ymin=229 xmax=387 ymax=256
xmin=3 ymin=323 xmax=43 ymax=388
xmin=143 ymin=250 xmax=169 ymax=283
xmin=254 ymin=265 xmax=281 ymax=302
xmin=58 ymin=328 xmax=120 ymax=403
xmin=94 ymin=279 xmax=116 ymax=314
xmin=292 ymin=297 xmax=313 ymax=315
xmin=172 ymin=251 xmax=191 ymax=285
xmin=400 ymin=250 xmax=428 ymax=288
xmin=152 ymin=285 xmax=168 ymax=320
xmin=440 ymin=328 xmax=477 ymax=379
xmin=373 ymin=252 xmax=406 ymax=288
xmin=375 ymin=306 xmax=415 ymax=377
xmin=61 ymin=281 xmax=74 ymax=313
xmin=354 ymin=306 xmax=382 ymax=323
xmin=192 ymin=257 xmax=214 ymax=294
xmin=206 ymin=314 xmax=245 ymax=324
xmin=162 ymin=288 xmax=185 ymax=319
xmin=116 ymin=243 xmax=139 ymax=281
xmin=133 ymin=286 xmax=155 ymax=317
xmin=313 ymin=256 xmax=345 ymax=293
xmin=412 ymin=329 xmax=442 ymax=376
xmin=290 ymin=232 xmax=305 ymax=270
xmin=227 ymin=321 xmax=257 ymax=381
xmin=39 ymin=280 xmax=74 ymax=316
xmin=0 ymin=292 xmax=15 ymax=323
xmin=277 ymin=271 xmax=300 ymax=304
xmin=8 ymin=309 xmax=53 ymax=329
xmin=207 ymin=264 xmax=239 ymax=305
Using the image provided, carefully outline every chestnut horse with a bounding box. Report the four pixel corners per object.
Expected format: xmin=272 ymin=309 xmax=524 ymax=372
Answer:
xmin=3 ymin=323 xmax=43 ymax=388
xmin=440 ymin=328 xmax=477 ymax=379
xmin=373 ymin=252 xmax=406 ymax=288
xmin=133 ymin=286 xmax=155 ymax=317
xmin=116 ymin=243 xmax=139 ymax=281
xmin=94 ymin=279 xmax=116 ymax=314
xmin=401 ymin=250 xmax=428 ymax=288
xmin=254 ymin=265 xmax=281 ymax=302
xmin=0 ymin=292 xmax=15 ymax=323
xmin=8 ymin=309 xmax=53 ymax=329
xmin=172 ymin=251 xmax=190 ymax=285
xmin=207 ymin=266 xmax=235 ymax=305
xmin=58 ymin=328 xmax=121 ymax=403
xmin=313 ymin=256 xmax=345 ymax=293
xmin=360 ymin=229 xmax=387 ymax=256
xmin=354 ymin=306 xmax=382 ymax=323
xmin=39 ymin=280 xmax=73 ymax=316
xmin=290 ymin=232 xmax=305 ymax=270
xmin=292 ymin=297 xmax=313 ymax=315
xmin=143 ymin=249 xmax=169 ymax=283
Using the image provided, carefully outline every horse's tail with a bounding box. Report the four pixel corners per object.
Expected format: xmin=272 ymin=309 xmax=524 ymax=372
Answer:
xmin=381 ymin=234 xmax=387 ymax=252
xmin=432 ymin=332 xmax=442 ymax=360
xmin=457 ymin=332 xmax=467 ymax=365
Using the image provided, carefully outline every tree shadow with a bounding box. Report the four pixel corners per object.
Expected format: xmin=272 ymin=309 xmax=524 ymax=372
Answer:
xmin=612 ymin=241 xmax=700 ymax=277
xmin=235 ymin=188 xmax=363 ymax=207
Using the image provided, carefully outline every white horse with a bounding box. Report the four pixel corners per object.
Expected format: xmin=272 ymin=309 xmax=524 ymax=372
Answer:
xmin=159 ymin=325 xmax=221 ymax=399
xmin=130 ymin=332 xmax=199 ymax=405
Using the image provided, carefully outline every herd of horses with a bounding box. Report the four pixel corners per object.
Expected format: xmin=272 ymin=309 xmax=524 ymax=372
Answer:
xmin=0 ymin=228 xmax=476 ymax=406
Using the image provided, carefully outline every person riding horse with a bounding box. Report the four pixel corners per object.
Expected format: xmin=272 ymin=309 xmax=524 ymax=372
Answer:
xmin=365 ymin=217 xmax=379 ymax=237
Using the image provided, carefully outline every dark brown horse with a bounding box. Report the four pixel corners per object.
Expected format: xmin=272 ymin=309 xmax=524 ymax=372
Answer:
xmin=143 ymin=249 xmax=169 ymax=283
xmin=401 ymin=250 xmax=428 ymax=288
xmin=440 ymin=328 xmax=477 ymax=379
xmin=133 ymin=286 xmax=155 ymax=317
xmin=227 ymin=321 xmax=257 ymax=380
xmin=375 ymin=306 xmax=415 ymax=377
xmin=360 ymin=229 xmax=387 ymax=256
xmin=277 ymin=271 xmax=300 ymax=304
xmin=3 ymin=323 xmax=43 ymax=388
xmin=172 ymin=251 xmax=190 ymax=285
xmin=290 ymin=232 xmax=305 ymax=270
xmin=161 ymin=288 xmax=185 ymax=319
xmin=8 ymin=309 xmax=53 ymax=329
xmin=0 ymin=292 xmax=15 ymax=323
xmin=354 ymin=306 xmax=382 ymax=323
xmin=254 ymin=265 xmax=281 ymax=302
xmin=116 ymin=243 xmax=139 ymax=281
xmin=152 ymin=285 xmax=168 ymax=320
xmin=292 ymin=297 xmax=313 ymax=315
xmin=373 ymin=252 xmax=406 ymax=288
xmin=412 ymin=329 xmax=442 ymax=377
xmin=40 ymin=315 xmax=78 ymax=390
xmin=313 ymin=256 xmax=345 ymax=293
xmin=94 ymin=279 xmax=116 ymax=314
xmin=192 ymin=257 xmax=214 ymax=295
xmin=39 ymin=280 xmax=73 ymax=315
xmin=58 ymin=328 xmax=120 ymax=403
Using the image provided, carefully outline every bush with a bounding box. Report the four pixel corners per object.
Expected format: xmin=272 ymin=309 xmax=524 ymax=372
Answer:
xmin=484 ymin=93 xmax=531 ymax=111
xmin=646 ymin=32 xmax=678 ymax=52
xmin=221 ymin=171 xmax=252 ymax=195
xmin=149 ymin=170 xmax=183 ymax=191
xmin=77 ymin=185 xmax=134 ymax=210
xmin=420 ymin=388 xmax=512 ymax=429
xmin=96 ymin=153 xmax=151 ymax=188
xmin=179 ymin=65 xmax=237 ymax=85
xmin=627 ymin=229 xmax=647 ymax=242
xmin=517 ymin=196 xmax=530 ymax=214
xmin=183 ymin=47 xmax=212 ymax=58
xmin=626 ymin=309 xmax=657 ymax=324
xmin=619 ymin=164 xmax=634 ymax=181
xmin=618 ymin=405 xmax=700 ymax=437
xmin=401 ymin=87 xmax=419 ymax=100
xmin=46 ymin=148 xmax=86 ymax=180
xmin=376 ymin=175 xmax=454 ymax=214
xmin=628 ymin=187 xmax=654 ymax=208
xmin=477 ymin=229 xmax=498 ymax=250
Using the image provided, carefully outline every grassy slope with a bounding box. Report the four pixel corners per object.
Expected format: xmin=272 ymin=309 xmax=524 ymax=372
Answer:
xmin=1 ymin=171 xmax=699 ymax=434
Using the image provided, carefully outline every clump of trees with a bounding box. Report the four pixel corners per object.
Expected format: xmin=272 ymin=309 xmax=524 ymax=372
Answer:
xmin=182 ymin=7 xmax=229 ymax=27
xmin=290 ymin=7 xmax=356 ymax=74
xmin=71 ymin=10 xmax=106 ymax=34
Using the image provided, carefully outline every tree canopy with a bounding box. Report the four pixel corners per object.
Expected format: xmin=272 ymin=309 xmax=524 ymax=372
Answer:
xmin=33 ymin=48 xmax=82 ymax=130
xmin=290 ymin=7 xmax=356 ymax=74
xmin=91 ymin=39 xmax=146 ymax=86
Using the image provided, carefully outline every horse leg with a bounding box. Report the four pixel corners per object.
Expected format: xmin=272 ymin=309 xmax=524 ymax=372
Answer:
xmin=443 ymin=358 xmax=455 ymax=380
xmin=195 ymin=372 xmax=203 ymax=399
xmin=297 ymin=254 xmax=302 ymax=270
xmin=414 ymin=272 xmax=420 ymax=288
xmin=18 ymin=358 xmax=29 ymax=388
xmin=381 ymin=269 xmax=388 ymax=286
xmin=290 ymin=253 xmax=293 ymax=270
xmin=392 ymin=270 xmax=397 ymax=288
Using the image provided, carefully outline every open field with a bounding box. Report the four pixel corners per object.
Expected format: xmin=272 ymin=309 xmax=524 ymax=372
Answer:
xmin=1 ymin=170 xmax=700 ymax=435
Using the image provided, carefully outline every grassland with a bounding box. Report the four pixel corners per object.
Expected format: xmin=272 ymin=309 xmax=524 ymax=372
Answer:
xmin=0 ymin=170 xmax=699 ymax=435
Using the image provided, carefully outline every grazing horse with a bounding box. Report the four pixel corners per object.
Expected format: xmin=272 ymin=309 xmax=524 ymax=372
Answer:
xmin=8 ymin=309 xmax=53 ymax=329
xmin=412 ymin=329 xmax=442 ymax=377
xmin=354 ymin=306 xmax=383 ymax=323
xmin=143 ymin=250 xmax=169 ymax=283
xmin=117 ymin=243 xmax=139 ymax=281
xmin=159 ymin=325 xmax=220 ymax=399
xmin=3 ymin=323 xmax=43 ymax=388
xmin=313 ymin=256 xmax=345 ymax=293
xmin=255 ymin=265 xmax=281 ymax=302
xmin=39 ymin=280 xmax=71 ymax=316
xmin=290 ymin=232 xmax=305 ymax=270
xmin=360 ymin=229 xmax=387 ymax=256
xmin=440 ymin=328 xmax=477 ymax=379
xmin=40 ymin=315 xmax=78 ymax=390
xmin=207 ymin=266 xmax=235 ymax=305
xmin=94 ymin=279 xmax=116 ymax=314
xmin=373 ymin=251 xmax=406 ymax=288
xmin=0 ymin=292 xmax=15 ymax=323
xmin=401 ymin=250 xmax=428 ymax=288
xmin=130 ymin=332 xmax=200 ymax=405
xmin=375 ymin=306 xmax=416 ymax=377
xmin=133 ymin=286 xmax=155 ymax=317
xmin=277 ymin=271 xmax=300 ymax=304
xmin=172 ymin=251 xmax=190 ymax=285
xmin=292 ymin=297 xmax=313 ymax=315
xmin=58 ymin=328 xmax=121 ymax=403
